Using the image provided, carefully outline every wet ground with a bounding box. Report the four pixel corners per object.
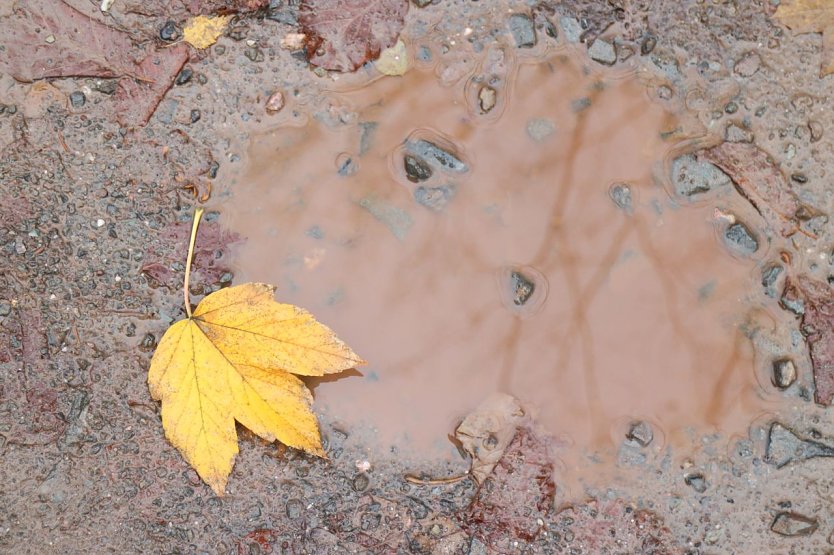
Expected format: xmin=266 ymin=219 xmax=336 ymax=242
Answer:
xmin=3 ymin=0 xmax=834 ymax=553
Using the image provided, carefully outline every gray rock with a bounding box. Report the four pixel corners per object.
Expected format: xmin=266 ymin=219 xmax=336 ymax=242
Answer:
xmin=723 ymin=222 xmax=758 ymax=255
xmin=0 ymin=301 xmax=11 ymax=317
xmin=626 ymin=421 xmax=653 ymax=447
xmin=770 ymin=512 xmax=818 ymax=537
xmin=772 ymin=359 xmax=797 ymax=389
xmin=671 ymin=154 xmax=731 ymax=196
xmin=761 ymin=264 xmax=784 ymax=298
xmin=352 ymin=473 xmax=369 ymax=492
xmin=764 ymin=422 xmax=834 ymax=468
xmin=405 ymin=139 xmax=468 ymax=173
xmin=684 ymin=472 xmax=707 ymax=493
xmin=733 ymin=52 xmax=761 ymax=77
xmin=404 ymin=154 xmax=432 ymax=183
xmin=508 ymin=14 xmax=536 ymax=48
xmin=510 ymin=271 xmax=535 ymax=306
xmin=560 ymin=17 xmax=582 ymax=43
xmin=588 ymin=39 xmax=617 ymax=65
xmin=608 ymin=183 xmax=633 ymax=213
xmin=414 ymin=185 xmax=455 ymax=211
xmin=359 ymin=121 xmax=378 ymax=155
xmin=725 ymin=123 xmax=753 ymax=143
xmin=69 ymin=91 xmax=86 ymax=108
xmin=286 ymin=498 xmax=303 ymax=519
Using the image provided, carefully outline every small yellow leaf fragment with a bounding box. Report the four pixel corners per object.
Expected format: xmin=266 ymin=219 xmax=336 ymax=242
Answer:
xmin=183 ymin=15 xmax=231 ymax=50
xmin=374 ymin=39 xmax=408 ymax=76
xmin=149 ymin=282 xmax=364 ymax=495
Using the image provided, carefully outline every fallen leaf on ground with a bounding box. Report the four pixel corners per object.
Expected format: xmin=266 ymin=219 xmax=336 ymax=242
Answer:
xmin=781 ymin=275 xmax=834 ymax=405
xmin=460 ymin=426 xmax=555 ymax=550
xmin=116 ymin=44 xmax=190 ymax=126
xmin=699 ymin=142 xmax=803 ymax=237
xmin=299 ymin=0 xmax=409 ymax=72
xmin=774 ymin=0 xmax=834 ymax=76
xmin=455 ymin=393 xmax=527 ymax=484
xmin=150 ymin=282 xmax=364 ymax=494
xmin=375 ymin=39 xmax=408 ymax=76
xmin=183 ymin=14 xmax=232 ymax=49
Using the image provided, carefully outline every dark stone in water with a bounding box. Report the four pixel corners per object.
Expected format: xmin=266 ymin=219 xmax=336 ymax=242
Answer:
xmin=608 ymin=183 xmax=633 ymax=213
xmin=404 ymin=154 xmax=433 ymax=183
xmin=510 ymin=271 xmax=535 ymax=306
xmin=406 ymin=139 xmax=468 ymax=173
xmin=761 ymin=264 xmax=783 ymax=298
xmin=625 ymin=420 xmax=653 ymax=447
xmin=508 ymin=14 xmax=537 ymax=48
xmin=770 ymin=512 xmax=818 ymax=537
xmin=724 ymin=222 xmax=758 ymax=254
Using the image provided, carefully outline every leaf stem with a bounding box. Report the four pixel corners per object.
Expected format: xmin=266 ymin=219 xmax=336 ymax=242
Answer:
xmin=184 ymin=207 xmax=205 ymax=318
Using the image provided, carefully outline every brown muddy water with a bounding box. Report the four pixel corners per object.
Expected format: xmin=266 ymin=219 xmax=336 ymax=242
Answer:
xmin=221 ymin=52 xmax=782 ymax=478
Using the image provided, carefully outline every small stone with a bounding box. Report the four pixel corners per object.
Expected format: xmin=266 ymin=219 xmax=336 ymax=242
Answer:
xmin=770 ymin=512 xmax=818 ymax=537
xmin=45 ymin=35 xmax=55 ymax=44
xmin=0 ymin=302 xmax=11 ymax=317
xmin=92 ymin=80 xmax=118 ymax=95
xmin=510 ymin=271 xmax=535 ymax=306
xmin=508 ymin=14 xmax=536 ymax=48
xmin=764 ymin=422 xmax=834 ymax=468
xmin=404 ymin=154 xmax=433 ymax=183
xmin=640 ymin=35 xmax=657 ymax=55
xmin=414 ymin=185 xmax=455 ymax=211
xmin=285 ymin=499 xmax=303 ymax=520
xmin=526 ymin=118 xmax=555 ymax=142
xmin=808 ymin=120 xmax=823 ymax=142
xmin=733 ymin=52 xmax=761 ymax=77
xmin=190 ymin=109 xmax=201 ymax=123
xmin=412 ymin=0 xmax=432 ymax=6
xmin=352 ymin=473 xmax=369 ymax=492
xmin=160 ymin=20 xmax=179 ymax=42
xmin=478 ymin=86 xmax=497 ymax=114
xmin=761 ymin=264 xmax=784 ymax=298
xmin=608 ymin=183 xmax=633 ymax=213
xmin=671 ymin=154 xmax=731 ymax=197
xmin=406 ymin=139 xmax=468 ymax=173
xmin=266 ymin=91 xmax=285 ymax=114
xmin=684 ymin=473 xmax=707 ymax=493
xmin=244 ymin=47 xmax=264 ymax=62
xmin=69 ymin=91 xmax=86 ymax=108
xmin=139 ymin=333 xmax=157 ymax=352
xmin=772 ymin=359 xmax=797 ymax=389
xmin=724 ymin=123 xmax=753 ymax=143
xmin=359 ymin=195 xmax=413 ymax=241
xmin=588 ymin=39 xmax=617 ymax=65
xmin=723 ymin=222 xmax=758 ymax=255
xmin=336 ymin=154 xmax=357 ymax=177
xmin=626 ymin=421 xmax=653 ymax=446
xmin=560 ymin=17 xmax=582 ymax=43
xmin=175 ymin=67 xmax=193 ymax=85
xmin=14 ymin=240 xmax=26 ymax=255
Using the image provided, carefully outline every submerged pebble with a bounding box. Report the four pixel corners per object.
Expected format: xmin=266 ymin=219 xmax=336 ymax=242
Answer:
xmin=526 ymin=118 xmax=555 ymax=142
xmin=510 ymin=271 xmax=535 ymax=306
xmin=608 ymin=183 xmax=633 ymax=213
xmin=723 ymin=222 xmax=758 ymax=255
xmin=625 ymin=421 xmax=653 ymax=447
xmin=771 ymin=359 xmax=796 ymax=389
xmin=588 ymin=39 xmax=617 ymax=65
xmin=405 ymin=139 xmax=468 ymax=173
xmin=414 ymin=184 xmax=455 ymax=211
xmin=508 ymin=14 xmax=536 ymax=48
xmin=671 ymin=154 xmax=731 ymax=197
xmin=404 ymin=154 xmax=433 ymax=183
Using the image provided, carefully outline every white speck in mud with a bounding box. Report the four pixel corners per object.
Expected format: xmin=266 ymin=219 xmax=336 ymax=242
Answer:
xmin=95 ymin=219 xmax=105 ymax=227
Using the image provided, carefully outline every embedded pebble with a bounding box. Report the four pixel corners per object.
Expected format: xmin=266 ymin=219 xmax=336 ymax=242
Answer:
xmin=764 ymin=422 xmax=834 ymax=468
xmin=404 ymin=154 xmax=433 ymax=183
xmin=724 ymin=123 xmax=753 ymax=143
xmin=723 ymin=222 xmax=758 ymax=255
xmin=761 ymin=264 xmax=784 ymax=298
xmin=508 ymin=14 xmax=536 ymax=48
xmin=771 ymin=359 xmax=796 ymax=389
xmin=359 ymin=195 xmax=413 ymax=240
xmin=266 ymin=91 xmax=285 ymax=114
xmin=478 ymin=86 xmax=497 ymax=114
xmin=608 ymin=183 xmax=633 ymax=213
xmin=588 ymin=39 xmax=617 ymax=65
xmin=671 ymin=154 xmax=731 ymax=196
xmin=560 ymin=17 xmax=582 ymax=43
xmin=510 ymin=271 xmax=535 ymax=306
xmin=69 ymin=91 xmax=86 ymax=108
xmin=405 ymin=139 xmax=468 ymax=173
xmin=733 ymin=52 xmax=761 ymax=77
xmin=771 ymin=512 xmax=818 ymax=537
xmin=159 ymin=20 xmax=179 ymax=42
xmin=684 ymin=473 xmax=707 ymax=493
xmin=626 ymin=421 xmax=653 ymax=446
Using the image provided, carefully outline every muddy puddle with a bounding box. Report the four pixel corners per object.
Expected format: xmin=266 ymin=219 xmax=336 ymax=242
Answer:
xmin=220 ymin=50 xmax=783 ymax=478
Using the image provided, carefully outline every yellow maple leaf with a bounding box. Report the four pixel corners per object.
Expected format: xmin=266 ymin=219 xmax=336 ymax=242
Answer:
xmin=149 ymin=208 xmax=363 ymax=495
xmin=774 ymin=0 xmax=834 ymax=76
xmin=183 ymin=15 xmax=231 ymax=50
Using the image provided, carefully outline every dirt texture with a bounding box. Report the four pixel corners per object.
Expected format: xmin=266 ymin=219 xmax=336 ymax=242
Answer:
xmin=3 ymin=0 xmax=834 ymax=553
